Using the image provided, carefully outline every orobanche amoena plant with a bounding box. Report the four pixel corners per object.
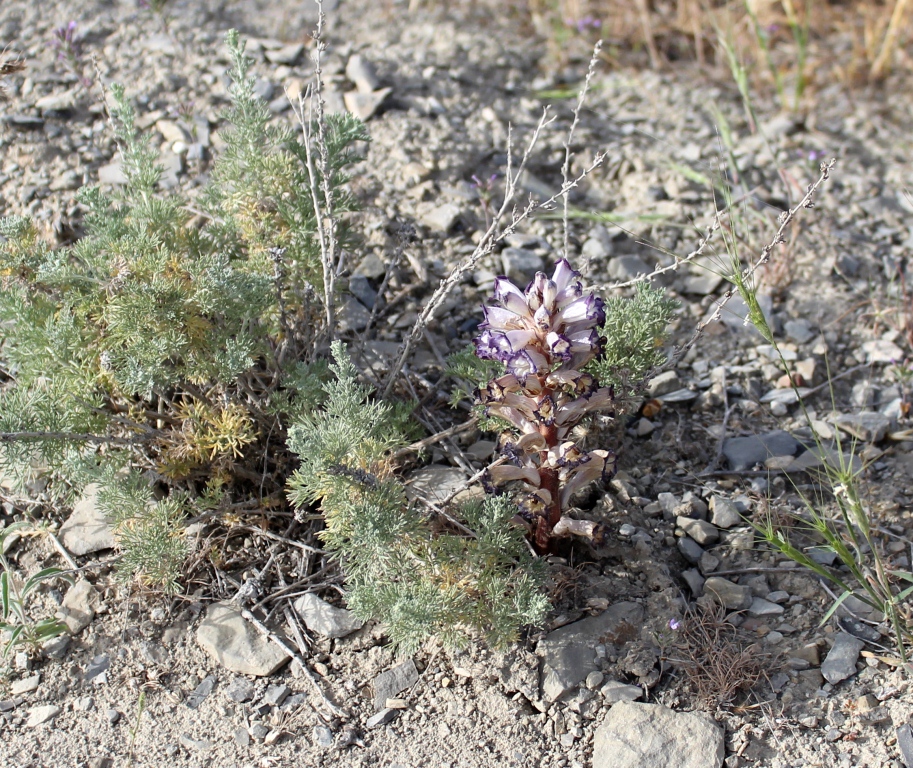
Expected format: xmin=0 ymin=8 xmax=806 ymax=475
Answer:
xmin=0 ymin=27 xmax=677 ymax=655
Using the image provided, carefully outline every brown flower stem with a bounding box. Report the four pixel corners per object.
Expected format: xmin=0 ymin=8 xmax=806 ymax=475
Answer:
xmin=534 ymin=408 xmax=560 ymax=554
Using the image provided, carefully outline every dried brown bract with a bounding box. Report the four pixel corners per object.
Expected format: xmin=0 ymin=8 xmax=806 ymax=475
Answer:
xmin=0 ymin=55 xmax=25 ymax=100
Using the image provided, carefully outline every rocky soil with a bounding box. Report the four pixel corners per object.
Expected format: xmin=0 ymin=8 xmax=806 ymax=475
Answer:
xmin=3 ymin=1 xmax=913 ymax=767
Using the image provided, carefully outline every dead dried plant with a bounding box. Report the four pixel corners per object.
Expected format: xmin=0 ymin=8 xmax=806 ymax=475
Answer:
xmin=0 ymin=53 xmax=25 ymax=100
xmin=665 ymin=602 xmax=770 ymax=710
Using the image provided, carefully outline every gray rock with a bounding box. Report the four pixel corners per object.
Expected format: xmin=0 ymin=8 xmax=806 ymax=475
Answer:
xmin=262 ymin=684 xmax=291 ymax=707
xmin=185 ymin=674 xmax=216 ymax=709
xmin=10 ymin=674 xmax=40 ymax=695
xmin=179 ymin=734 xmax=212 ymax=752
xmin=834 ymin=412 xmax=891 ymax=443
xmin=646 ymin=371 xmax=681 ymax=398
xmin=0 ymin=698 xmax=23 ymax=712
xmin=26 ymin=704 xmax=61 ymax=727
xmin=337 ymin=297 xmax=371 ymax=332
xmin=712 ymin=292 xmax=773 ymax=338
xmin=313 ymin=725 xmax=335 ymax=747
xmin=59 ymin=484 xmax=115 ymax=556
xmin=681 ymin=569 xmax=704 ymax=596
xmin=851 ymin=381 xmax=878 ymax=408
xmin=501 ymin=247 xmax=544 ymax=282
xmin=420 ymin=202 xmax=462 ymax=233
xmin=293 ymin=593 xmax=363 ymax=639
xmin=348 ymin=274 xmax=378 ymax=309
xmin=233 ymin=728 xmax=250 ymax=747
xmin=677 ymin=537 xmax=704 ymax=565
xmin=155 ymin=118 xmax=190 ymax=145
xmin=373 ymin=659 xmax=419 ymax=710
xmin=404 ymin=465 xmax=467 ymax=504
xmin=600 ymin=680 xmax=642 ymax=704
xmin=821 ymin=632 xmax=864 ymax=685
xmin=264 ymin=43 xmax=304 ymax=65
xmin=344 ymin=88 xmax=391 ymax=121
xmin=607 ymin=255 xmax=651 ymax=282
xmin=74 ymin=696 xmax=94 ymax=711
xmin=592 ymin=701 xmax=724 ymax=768
xmin=862 ymin=339 xmax=904 ymax=364
xmin=808 ymin=546 xmax=837 ymax=566
xmin=658 ymin=388 xmax=698 ymax=403
xmin=722 ymin=431 xmax=798 ymax=471
xmin=4 ymin=114 xmax=44 ymax=130
xmin=703 ymin=577 xmax=752 ymax=610
xmin=345 ymin=54 xmax=380 ymax=93
xmin=709 ymin=497 xmax=741 ymax=529
xmin=98 ymin=161 xmax=127 ymax=185
xmin=783 ymin=319 xmax=815 ymax=344
xmin=224 ymin=677 xmax=255 ymax=703
xmin=106 ymin=708 xmax=120 ymax=724
xmin=366 ymin=707 xmax=398 ymax=728
xmin=84 ymin=654 xmax=110 ymax=683
xmin=747 ymin=598 xmax=784 ymax=618
xmin=57 ymin=578 xmax=98 ymax=634
xmin=682 ymin=271 xmax=723 ymax=295
xmin=195 ymin=602 xmax=289 ymax=677
xmin=539 ymin=602 xmax=644 ymax=702
xmin=35 ymin=91 xmax=77 ymax=113
xmin=677 ymin=517 xmax=719 ymax=546
xmin=897 ymin=724 xmax=913 ymax=768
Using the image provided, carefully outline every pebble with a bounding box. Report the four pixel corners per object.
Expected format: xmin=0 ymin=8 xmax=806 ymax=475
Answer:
xmin=722 ymin=431 xmax=798 ymax=471
xmin=646 ymin=370 xmax=681 ymax=397
xmin=861 ymin=339 xmax=904 ymax=364
xmin=185 ymin=674 xmax=216 ymax=709
xmin=313 ymin=725 xmax=335 ymax=747
xmin=607 ymin=255 xmax=651 ymax=281
xmin=676 ymin=517 xmax=719 ymax=546
xmin=10 ymin=674 xmax=40 ymax=696
xmin=599 ymin=680 xmax=642 ymax=704
xmin=373 ymin=659 xmax=419 ymax=710
xmin=57 ymin=579 xmax=99 ymax=634
xmin=74 ymin=696 xmax=94 ymax=711
xmin=747 ymin=598 xmax=785 ymax=618
xmin=709 ymin=496 xmax=742 ymax=529
xmin=59 ymin=484 xmax=116 ymax=556
xmin=26 ymin=704 xmax=61 ymax=727
xmin=224 ymin=677 xmax=255 ymax=703
xmin=344 ymin=88 xmax=391 ymax=121
xmin=264 ymin=43 xmax=304 ymax=65
xmin=261 ymin=684 xmax=291 ymax=707
xmin=106 ymin=709 xmax=120 ymax=725
xmin=345 ymin=54 xmax=381 ymax=93
xmin=821 ymin=632 xmax=864 ymax=684
xmin=501 ymin=247 xmax=544 ymax=281
xmin=195 ymin=602 xmax=290 ymax=677
xmin=179 ymin=734 xmax=213 ymax=751
xmin=677 ymin=536 xmax=704 ymax=565
xmin=366 ymin=707 xmax=398 ymax=728
xmin=784 ymin=318 xmax=815 ymax=344
xmin=293 ymin=593 xmax=364 ymax=639
xmin=896 ymin=724 xmax=913 ymax=767
xmin=404 ymin=465 xmax=467 ymax=504
xmin=703 ymin=577 xmax=753 ymax=610
xmin=681 ymin=568 xmax=705 ymax=596
xmin=84 ymin=654 xmax=110 ymax=683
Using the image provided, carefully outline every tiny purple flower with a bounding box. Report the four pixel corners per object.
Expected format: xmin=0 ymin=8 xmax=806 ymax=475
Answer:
xmin=668 ymin=618 xmax=681 ymax=631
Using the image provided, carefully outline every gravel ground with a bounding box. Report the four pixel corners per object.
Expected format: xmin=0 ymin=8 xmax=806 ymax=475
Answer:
xmin=3 ymin=1 xmax=913 ymax=767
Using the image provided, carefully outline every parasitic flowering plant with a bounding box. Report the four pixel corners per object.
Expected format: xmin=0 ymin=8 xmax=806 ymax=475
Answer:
xmin=474 ymin=258 xmax=615 ymax=553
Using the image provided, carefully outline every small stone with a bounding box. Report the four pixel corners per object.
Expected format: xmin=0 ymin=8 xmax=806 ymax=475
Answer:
xmin=345 ymin=54 xmax=380 ymax=93
xmin=585 ymin=671 xmax=605 ymax=690
xmin=59 ymin=484 xmax=115 ymax=555
xmin=647 ymin=371 xmax=681 ymax=398
xmin=57 ymin=579 xmax=99 ymax=634
xmin=420 ymin=202 xmax=462 ymax=233
xmin=635 ymin=418 xmax=655 ymax=437
xmin=824 ymin=728 xmax=842 ymax=742
xmin=262 ymin=684 xmax=291 ymax=707
xmin=862 ymin=339 xmax=904 ymax=364
xmin=834 ymin=412 xmax=891 ymax=443
xmin=4 ymin=114 xmax=44 ymax=130
xmin=619 ymin=524 xmax=637 ymax=537
xmin=224 ymin=677 xmax=255 ymax=703
xmin=74 ymin=696 xmax=94 ymax=711
xmin=592 ymin=702 xmax=724 ymax=768
xmin=698 ymin=552 xmax=720 ymax=574
xmin=466 ymin=440 xmax=496 ymax=461
xmin=195 ymin=602 xmax=289 ymax=677
xmin=784 ymin=319 xmax=815 ymax=344
xmin=709 ymin=497 xmax=741 ymax=529
xmin=501 ymin=247 xmax=544 ymax=282
xmin=155 ymin=119 xmax=190 ymax=145
xmin=677 ymin=517 xmax=719 ymax=546
xmin=607 ymin=255 xmax=651 ymax=282
xmin=677 ymin=537 xmax=704 ymax=565
xmin=0 ymin=698 xmax=22 ymax=712
xmin=98 ymin=161 xmax=127 ymax=185
xmin=35 ymin=91 xmax=77 ymax=113
xmin=747 ymin=598 xmax=785 ymax=618
xmin=106 ymin=708 xmax=120 ymax=725
xmin=599 ymin=680 xmax=642 ymax=704
xmin=897 ymin=724 xmax=913 ymax=767
xmin=405 ymin=466 xmax=467 ymax=504
xmin=185 ymin=674 xmax=216 ymax=709
xmin=366 ymin=708 xmax=398 ymax=728
xmin=84 ymin=654 xmax=110 ymax=683
xmin=344 ymin=88 xmax=391 ymax=121
xmin=856 ymin=693 xmax=879 ymax=713
xmin=293 ymin=593 xmax=363 ymax=639
xmin=313 ymin=725 xmax=334 ymax=747
xmin=373 ymin=659 xmax=419 ymax=711
xmin=722 ymin=431 xmax=798 ymax=471
xmin=179 ymin=734 xmax=213 ymax=752
xmin=27 ymin=704 xmax=61 ymax=727
xmin=10 ymin=675 xmax=40 ymax=695
xmin=265 ymin=43 xmax=304 ymax=65
xmin=821 ymin=632 xmax=864 ymax=685
xmin=233 ymin=727 xmax=250 ymax=747
xmin=703 ymin=577 xmax=752 ymax=610
xmin=659 ymin=388 xmax=698 ymax=403
xmin=790 ymin=644 xmax=820 ymax=667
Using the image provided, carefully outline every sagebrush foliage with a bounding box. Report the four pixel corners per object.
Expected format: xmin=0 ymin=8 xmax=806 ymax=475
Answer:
xmin=287 ymin=343 xmax=549 ymax=654
xmin=0 ymin=31 xmax=367 ymax=591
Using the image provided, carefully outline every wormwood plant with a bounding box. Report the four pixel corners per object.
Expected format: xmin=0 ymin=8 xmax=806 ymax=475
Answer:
xmin=0 ymin=30 xmax=367 ymax=592
xmin=287 ymin=343 xmax=549 ymax=654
